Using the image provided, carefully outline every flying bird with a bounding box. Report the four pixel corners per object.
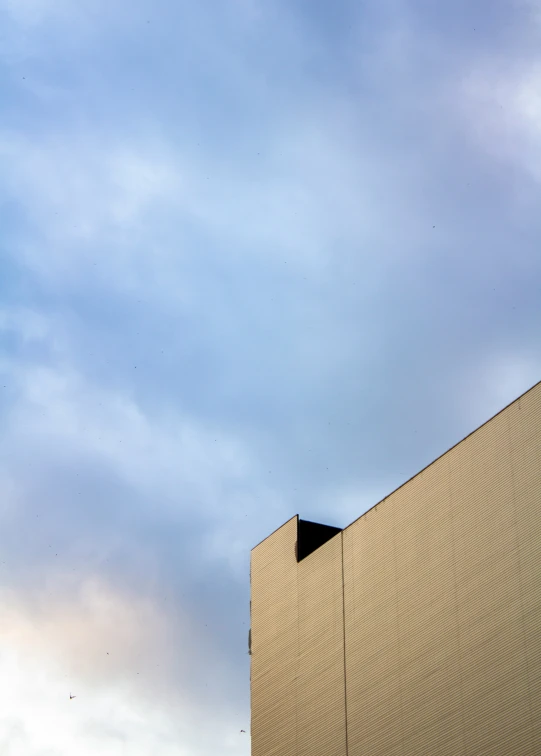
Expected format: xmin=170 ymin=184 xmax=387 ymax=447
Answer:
xmin=70 ymin=694 xmax=76 ymax=700
xmin=240 ymin=730 xmax=246 ymax=733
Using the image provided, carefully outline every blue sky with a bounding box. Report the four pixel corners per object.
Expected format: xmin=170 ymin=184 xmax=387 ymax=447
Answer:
xmin=1 ymin=0 xmax=540 ymax=753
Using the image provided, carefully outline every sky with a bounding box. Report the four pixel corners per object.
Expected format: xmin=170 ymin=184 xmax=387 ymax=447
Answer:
xmin=1 ymin=0 xmax=541 ymax=753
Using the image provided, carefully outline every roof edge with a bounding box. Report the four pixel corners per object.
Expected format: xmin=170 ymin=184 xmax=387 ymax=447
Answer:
xmin=250 ymin=514 xmax=298 ymax=553
xmin=344 ymin=379 xmax=541 ymax=532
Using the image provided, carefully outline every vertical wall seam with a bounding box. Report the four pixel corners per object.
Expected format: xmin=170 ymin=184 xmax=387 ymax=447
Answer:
xmin=296 ymin=554 xmax=299 ymax=756
xmin=391 ymin=501 xmax=406 ymax=756
xmin=341 ymin=532 xmax=349 ymax=756
xmin=447 ymin=457 xmax=468 ymax=756
xmin=507 ymin=410 xmax=536 ymax=751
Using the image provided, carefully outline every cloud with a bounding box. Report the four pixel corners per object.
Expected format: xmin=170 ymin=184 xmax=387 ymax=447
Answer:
xmin=0 ymin=348 xmax=256 ymax=753
xmin=0 ymin=581 xmax=246 ymax=754
xmin=458 ymin=57 xmax=541 ymax=181
xmin=0 ymin=321 xmax=285 ymax=568
xmin=1 ymin=0 xmax=541 ymax=753
xmin=0 ymin=134 xmax=185 ymax=286
xmin=0 ymin=111 xmax=415 ymax=289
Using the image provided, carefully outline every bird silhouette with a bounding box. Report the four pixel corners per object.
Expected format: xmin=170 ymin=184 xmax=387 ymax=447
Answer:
xmin=240 ymin=730 xmax=246 ymax=733
xmin=69 ymin=694 xmax=76 ymax=700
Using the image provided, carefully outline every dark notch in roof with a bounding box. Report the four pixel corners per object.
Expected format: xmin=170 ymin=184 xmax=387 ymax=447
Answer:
xmin=296 ymin=518 xmax=342 ymax=562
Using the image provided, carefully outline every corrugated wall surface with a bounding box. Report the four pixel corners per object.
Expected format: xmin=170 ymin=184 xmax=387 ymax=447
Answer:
xmin=251 ymin=381 xmax=541 ymax=756
xmin=297 ymin=534 xmax=347 ymax=756
xmin=251 ymin=516 xmax=299 ymax=756
xmin=344 ymin=381 xmax=541 ymax=756
xmin=250 ymin=517 xmax=348 ymax=756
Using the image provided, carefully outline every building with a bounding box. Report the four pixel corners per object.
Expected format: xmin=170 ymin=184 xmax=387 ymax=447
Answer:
xmin=250 ymin=381 xmax=541 ymax=755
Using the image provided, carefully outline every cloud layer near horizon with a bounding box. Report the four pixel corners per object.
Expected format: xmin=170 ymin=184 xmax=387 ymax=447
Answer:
xmin=1 ymin=0 xmax=540 ymax=753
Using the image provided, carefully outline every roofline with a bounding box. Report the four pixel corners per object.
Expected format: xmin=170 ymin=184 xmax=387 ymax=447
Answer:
xmin=250 ymin=378 xmax=540 ymax=552
xmin=344 ymin=378 xmax=541 ymax=532
xmin=251 ymin=514 xmax=298 ymax=553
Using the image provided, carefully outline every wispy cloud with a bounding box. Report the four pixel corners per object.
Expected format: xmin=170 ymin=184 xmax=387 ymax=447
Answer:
xmin=1 ymin=579 xmax=244 ymax=754
xmin=1 ymin=0 xmax=540 ymax=753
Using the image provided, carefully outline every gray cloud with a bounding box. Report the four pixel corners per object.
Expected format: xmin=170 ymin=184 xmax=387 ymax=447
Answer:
xmin=1 ymin=0 xmax=540 ymax=752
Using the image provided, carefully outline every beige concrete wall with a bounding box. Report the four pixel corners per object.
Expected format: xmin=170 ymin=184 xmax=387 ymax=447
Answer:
xmin=251 ymin=381 xmax=541 ymax=756
xmin=344 ymin=381 xmax=541 ymax=756
xmin=250 ymin=516 xmax=348 ymax=756
xmin=250 ymin=516 xmax=299 ymax=756
xmin=297 ymin=534 xmax=347 ymax=756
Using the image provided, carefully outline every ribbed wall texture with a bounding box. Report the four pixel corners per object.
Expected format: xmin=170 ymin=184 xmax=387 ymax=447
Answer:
xmin=251 ymin=516 xmax=299 ymax=756
xmin=297 ymin=534 xmax=347 ymax=756
xmin=251 ymin=381 xmax=541 ymax=756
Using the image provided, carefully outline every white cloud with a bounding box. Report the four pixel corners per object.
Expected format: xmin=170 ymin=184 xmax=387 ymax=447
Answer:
xmin=0 ymin=305 xmax=288 ymax=571
xmin=2 ymin=357 xmax=258 ymax=525
xmin=0 ymin=307 xmax=60 ymax=352
xmin=0 ymin=101 xmax=426 ymax=303
xmin=4 ymin=135 xmax=174 ymax=239
xmin=0 ymin=351 xmax=257 ymax=753
xmin=0 ymin=579 xmax=248 ymax=755
xmin=457 ymin=54 xmax=541 ymax=182
xmin=2 ymin=1 xmax=541 ymax=753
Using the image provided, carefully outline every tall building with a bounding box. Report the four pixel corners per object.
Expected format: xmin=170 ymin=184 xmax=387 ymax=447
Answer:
xmin=250 ymin=381 xmax=541 ymax=756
